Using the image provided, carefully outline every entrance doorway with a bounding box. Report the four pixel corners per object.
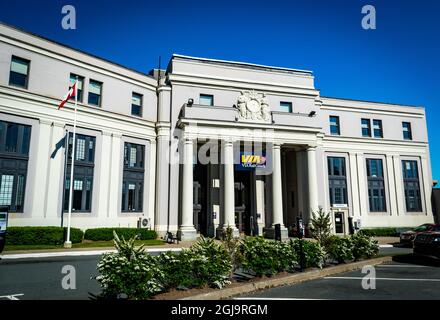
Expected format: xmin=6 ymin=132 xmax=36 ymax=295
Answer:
xmin=193 ymin=163 xmax=211 ymax=237
xmin=234 ymin=170 xmax=257 ymax=235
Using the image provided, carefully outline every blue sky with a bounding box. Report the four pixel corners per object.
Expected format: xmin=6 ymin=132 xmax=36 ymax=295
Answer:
xmin=1 ymin=0 xmax=439 ymax=180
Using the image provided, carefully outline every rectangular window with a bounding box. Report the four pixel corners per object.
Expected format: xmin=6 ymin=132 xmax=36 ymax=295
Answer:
xmin=9 ymin=56 xmax=30 ymax=89
xmin=88 ymin=80 xmax=102 ymax=106
xmin=199 ymin=94 xmax=214 ymax=106
xmin=280 ymin=102 xmax=292 ymax=113
xmin=327 ymin=157 xmax=348 ymax=206
xmin=402 ymin=160 xmax=422 ymax=212
xmin=373 ymin=119 xmax=383 ymax=138
xmin=402 ymin=122 xmax=412 ymax=140
xmin=122 ymin=142 xmax=145 ymax=212
xmin=366 ymin=159 xmax=386 ymax=212
xmin=0 ymin=120 xmax=31 ymax=213
xmin=329 ymin=116 xmax=340 ymax=135
xmin=69 ymin=74 xmax=84 ymax=102
xmin=64 ymin=133 xmax=96 ymax=213
xmin=361 ymin=119 xmax=371 ymax=137
xmin=131 ymin=93 xmax=143 ymax=117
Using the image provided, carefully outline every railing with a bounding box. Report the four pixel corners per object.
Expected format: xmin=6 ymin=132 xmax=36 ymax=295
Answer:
xmin=180 ymin=103 xmax=320 ymax=128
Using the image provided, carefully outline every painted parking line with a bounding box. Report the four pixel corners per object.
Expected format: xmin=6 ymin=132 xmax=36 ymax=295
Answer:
xmin=234 ymin=297 xmax=328 ymax=300
xmin=376 ymin=264 xmax=429 ymax=268
xmin=1 ymin=247 xmax=183 ymax=260
xmin=324 ymin=276 xmax=440 ymax=282
xmin=0 ymin=294 xmax=24 ymax=300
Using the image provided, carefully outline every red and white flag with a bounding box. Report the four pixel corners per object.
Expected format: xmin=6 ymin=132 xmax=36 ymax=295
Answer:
xmin=58 ymin=81 xmax=77 ymax=110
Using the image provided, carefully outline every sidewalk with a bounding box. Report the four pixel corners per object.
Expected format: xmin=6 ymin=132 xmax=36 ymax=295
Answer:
xmin=0 ymin=241 xmax=194 ymax=260
xmin=375 ymin=236 xmax=400 ymax=248
xmin=1 ymin=237 xmax=398 ymax=260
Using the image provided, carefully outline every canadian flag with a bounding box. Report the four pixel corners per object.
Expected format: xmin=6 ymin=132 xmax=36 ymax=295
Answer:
xmin=58 ymin=81 xmax=77 ymax=110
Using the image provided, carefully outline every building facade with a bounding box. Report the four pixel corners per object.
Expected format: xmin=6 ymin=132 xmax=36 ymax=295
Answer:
xmin=0 ymin=24 xmax=434 ymax=239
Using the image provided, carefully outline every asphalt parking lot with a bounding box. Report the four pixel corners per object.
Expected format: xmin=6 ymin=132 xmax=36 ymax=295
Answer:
xmin=237 ymin=255 xmax=440 ymax=300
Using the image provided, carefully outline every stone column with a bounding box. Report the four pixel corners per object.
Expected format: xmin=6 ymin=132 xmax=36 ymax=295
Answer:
xmin=272 ymin=143 xmax=288 ymax=239
xmin=307 ymin=146 xmax=319 ymax=216
xmin=46 ymin=122 xmax=66 ymax=222
xmin=178 ymin=138 xmax=197 ymax=240
xmin=221 ymin=139 xmax=239 ymax=237
xmin=356 ymin=153 xmax=368 ymax=216
xmin=386 ymin=154 xmax=398 ymax=216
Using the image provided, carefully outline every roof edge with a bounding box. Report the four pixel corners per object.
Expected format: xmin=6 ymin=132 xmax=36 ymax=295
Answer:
xmin=172 ymin=54 xmax=313 ymax=76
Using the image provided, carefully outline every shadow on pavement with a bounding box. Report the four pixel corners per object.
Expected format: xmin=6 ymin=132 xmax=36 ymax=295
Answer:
xmin=392 ymin=254 xmax=440 ymax=267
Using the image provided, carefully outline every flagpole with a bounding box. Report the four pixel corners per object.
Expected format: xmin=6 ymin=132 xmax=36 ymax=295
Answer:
xmin=64 ymin=77 xmax=78 ymax=248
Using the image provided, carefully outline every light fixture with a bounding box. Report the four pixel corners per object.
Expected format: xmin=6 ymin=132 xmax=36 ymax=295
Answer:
xmin=308 ymin=110 xmax=316 ymax=117
xmin=187 ymin=98 xmax=194 ymax=106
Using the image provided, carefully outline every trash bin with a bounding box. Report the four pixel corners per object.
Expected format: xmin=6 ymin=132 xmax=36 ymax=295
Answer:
xmin=0 ymin=207 xmax=8 ymax=255
xmin=274 ymin=223 xmax=281 ymax=241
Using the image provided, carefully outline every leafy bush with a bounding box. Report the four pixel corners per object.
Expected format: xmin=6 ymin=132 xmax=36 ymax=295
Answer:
xmin=309 ymin=208 xmax=332 ymax=247
xmin=190 ymin=236 xmax=232 ymax=288
xmin=7 ymin=226 xmax=83 ymax=245
xmin=221 ymin=226 xmax=243 ymax=272
xmin=84 ymin=228 xmax=157 ymax=241
xmin=290 ymin=239 xmax=326 ymax=269
xmin=325 ymin=236 xmax=354 ymax=263
xmin=157 ymin=250 xmax=197 ymax=289
xmin=158 ymin=237 xmax=232 ymax=290
xmin=359 ymin=227 xmax=412 ymax=237
xmin=351 ymin=232 xmax=379 ymax=260
xmin=240 ymin=237 xmax=297 ymax=276
xmin=95 ymin=232 xmax=163 ymax=300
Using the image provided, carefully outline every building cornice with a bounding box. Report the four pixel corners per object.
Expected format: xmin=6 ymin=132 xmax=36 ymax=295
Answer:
xmin=0 ymin=34 xmax=157 ymax=91
xmin=167 ymin=73 xmax=319 ymax=97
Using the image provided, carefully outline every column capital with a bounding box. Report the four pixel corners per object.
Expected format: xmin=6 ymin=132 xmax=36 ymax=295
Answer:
xmin=222 ymin=137 xmax=234 ymax=146
xmin=183 ymin=137 xmax=194 ymax=144
xmin=52 ymin=121 xmax=65 ymax=128
xmin=306 ymin=145 xmax=317 ymax=152
xmin=39 ymin=119 xmax=53 ymax=126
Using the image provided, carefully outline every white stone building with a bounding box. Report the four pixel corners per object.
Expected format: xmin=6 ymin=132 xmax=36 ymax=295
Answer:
xmin=0 ymin=23 xmax=434 ymax=239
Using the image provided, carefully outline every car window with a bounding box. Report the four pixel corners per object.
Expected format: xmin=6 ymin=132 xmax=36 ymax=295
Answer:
xmin=414 ymin=225 xmax=428 ymax=232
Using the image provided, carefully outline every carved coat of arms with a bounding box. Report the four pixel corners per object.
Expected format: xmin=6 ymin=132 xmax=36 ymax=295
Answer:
xmin=236 ymin=90 xmax=270 ymax=122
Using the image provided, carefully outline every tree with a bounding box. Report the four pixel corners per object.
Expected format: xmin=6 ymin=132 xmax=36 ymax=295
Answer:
xmin=309 ymin=208 xmax=332 ymax=247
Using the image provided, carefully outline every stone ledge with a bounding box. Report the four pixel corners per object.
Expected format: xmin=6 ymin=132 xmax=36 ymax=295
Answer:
xmin=181 ymin=256 xmax=393 ymax=300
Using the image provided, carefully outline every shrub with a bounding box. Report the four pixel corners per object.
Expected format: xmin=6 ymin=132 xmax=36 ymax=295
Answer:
xmin=158 ymin=236 xmax=232 ymax=290
xmin=7 ymin=226 xmax=83 ymax=245
xmin=221 ymin=226 xmax=243 ymax=272
xmin=291 ymin=239 xmax=326 ymax=269
xmin=84 ymin=228 xmax=157 ymax=241
xmin=190 ymin=236 xmax=232 ymax=288
xmin=351 ymin=232 xmax=379 ymax=261
xmin=309 ymin=208 xmax=332 ymax=247
xmin=240 ymin=237 xmax=298 ymax=276
xmin=95 ymin=232 xmax=163 ymax=300
xmin=359 ymin=227 xmax=412 ymax=237
xmin=157 ymin=250 xmax=197 ymax=289
xmin=325 ymin=236 xmax=354 ymax=263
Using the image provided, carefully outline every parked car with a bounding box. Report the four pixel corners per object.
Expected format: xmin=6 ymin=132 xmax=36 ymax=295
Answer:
xmin=400 ymin=223 xmax=437 ymax=246
xmin=413 ymin=225 xmax=440 ymax=260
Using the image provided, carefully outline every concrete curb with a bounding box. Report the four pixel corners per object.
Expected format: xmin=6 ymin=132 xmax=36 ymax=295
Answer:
xmin=181 ymin=256 xmax=393 ymax=300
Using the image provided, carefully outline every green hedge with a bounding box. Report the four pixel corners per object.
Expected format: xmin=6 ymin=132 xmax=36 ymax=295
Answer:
xmin=6 ymin=227 xmax=83 ymax=245
xmin=360 ymin=227 xmax=412 ymax=237
xmin=84 ymin=228 xmax=157 ymax=241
